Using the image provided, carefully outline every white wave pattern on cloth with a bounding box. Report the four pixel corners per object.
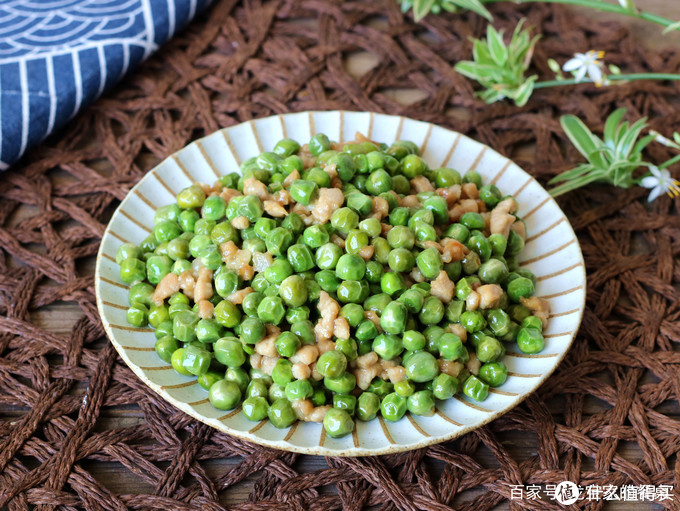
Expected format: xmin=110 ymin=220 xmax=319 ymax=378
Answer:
xmin=0 ymin=0 xmax=211 ymax=169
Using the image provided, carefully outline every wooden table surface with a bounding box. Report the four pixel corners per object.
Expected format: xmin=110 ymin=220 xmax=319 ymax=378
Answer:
xmin=5 ymin=1 xmax=680 ymax=508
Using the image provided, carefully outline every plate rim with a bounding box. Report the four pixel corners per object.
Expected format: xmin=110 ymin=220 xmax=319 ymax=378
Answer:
xmin=95 ymin=110 xmax=586 ymax=456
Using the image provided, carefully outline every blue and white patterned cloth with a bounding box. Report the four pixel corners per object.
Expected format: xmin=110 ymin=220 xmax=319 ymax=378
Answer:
xmin=0 ymin=0 xmax=213 ymax=169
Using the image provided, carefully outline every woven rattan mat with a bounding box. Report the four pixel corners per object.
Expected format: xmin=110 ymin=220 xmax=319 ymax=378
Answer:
xmin=1 ymin=0 xmax=680 ymax=509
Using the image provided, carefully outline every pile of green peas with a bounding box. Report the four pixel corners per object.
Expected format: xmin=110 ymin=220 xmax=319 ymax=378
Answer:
xmin=116 ymin=132 xmax=547 ymax=439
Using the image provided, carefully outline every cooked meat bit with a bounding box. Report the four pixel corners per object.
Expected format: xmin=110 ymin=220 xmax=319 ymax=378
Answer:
xmin=255 ymin=335 xmax=278 ymax=358
xmin=252 ymin=252 xmax=273 ymax=273
xmin=466 ymin=289 xmax=481 ymax=311
xmin=364 ymin=310 xmax=380 ymax=327
xmin=292 ymin=399 xmax=331 ymax=423
xmin=317 ymin=338 xmax=336 ymax=355
xmin=226 ymin=287 xmax=253 ymax=305
xmin=490 ymin=210 xmax=516 ymax=238
xmin=496 ymin=197 xmax=519 ymax=215
xmin=292 ymin=362 xmax=311 ymax=380
xmin=358 ymin=245 xmax=374 ymax=261
xmin=197 ymin=299 xmax=214 ymax=319
xmin=520 ymin=296 xmax=551 ymax=328
xmin=466 ymin=352 xmax=481 ymax=375
xmin=430 ymin=270 xmax=455 ymax=303
xmin=152 ymin=272 xmax=180 ymax=305
xmin=438 ymin=359 xmax=464 ymax=378
xmin=314 ymin=291 xmax=340 ymax=342
xmin=331 ymin=234 xmax=345 ymax=249
xmin=353 ymin=362 xmax=382 ymax=390
xmin=448 ymin=204 xmax=465 ymax=222
xmin=510 ymin=220 xmax=526 ymax=240
xmin=461 ymin=182 xmax=479 ymax=199
xmin=333 ymin=317 xmax=350 ymax=340
xmin=385 ymin=365 xmax=406 ymax=383
xmin=369 ymin=196 xmax=389 ymax=221
xmin=263 ymin=200 xmax=288 ymax=217
xmin=459 ymin=199 xmax=479 ymax=213
xmin=411 ymin=176 xmax=435 ymax=193
xmin=437 ymin=184 xmax=462 ymax=205
xmin=478 ymin=284 xmax=503 ymax=309
xmin=198 ymin=182 xmax=212 ymax=195
xmin=311 ymin=187 xmax=344 ymax=224
xmin=446 ymin=323 xmax=467 ymax=342
xmin=381 ymin=223 xmax=393 ymax=236
xmin=283 ymin=169 xmax=300 ymax=188
xmin=219 ymin=240 xmax=254 ymax=280
xmin=401 ymin=195 xmax=420 ymax=208
xmin=439 ymin=238 xmax=466 ymax=263
xmin=231 ymin=216 xmax=250 ymax=229
xmin=410 ymin=267 xmax=425 ymax=283
xmin=194 ymin=267 xmax=213 ymax=302
xmin=323 ymin=163 xmax=338 ymax=179
xmin=290 ymin=345 xmax=320 ymax=365
xmin=219 ymin=187 xmax=242 ymax=204
xmin=243 ymin=177 xmax=269 ymax=200
xmin=260 ymin=355 xmax=279 ymax=376
xmin=178 ymin=270 xmax=196 ymax=300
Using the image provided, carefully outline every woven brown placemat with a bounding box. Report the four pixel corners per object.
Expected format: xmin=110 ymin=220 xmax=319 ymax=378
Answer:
xmin=1 ymin=0 xmax=680 ymax=509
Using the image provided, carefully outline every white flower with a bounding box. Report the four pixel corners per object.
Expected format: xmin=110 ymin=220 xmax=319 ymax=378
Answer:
xmin=640 ymin=166 xmax=680 ymax=201
xmin=650 ymin=130 xmax=678 ymax=149
xmin=563 ymin=51 xmax=606 ymax=85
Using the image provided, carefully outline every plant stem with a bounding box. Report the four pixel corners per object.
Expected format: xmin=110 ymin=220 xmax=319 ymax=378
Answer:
xmin=659 ymin=154 xmax=680 ymax=170
xmin=480 ymin=0 xmax=678 ymax=30
xmin=533 ymin=73 xmax=680 ymax=89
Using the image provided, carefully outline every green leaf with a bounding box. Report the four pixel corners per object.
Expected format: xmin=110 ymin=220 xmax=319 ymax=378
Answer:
xmin=454 ymin=61 xmax=500 ymax=82
xmin=512 ymin=76 xmax=536 ymax=107
xmin=633 ymin=134 xmax=656 ymax=155
xmin=603 ymin=108 xmax=627 ymax=145
xmin=472 ymin=38 xmax=493 ymax=66
xmin=560 ymin=115 xmax=607 ymax=168
xmin=448 ymin=0 xmax=493 ymax=21
xmin=486 ymin=25 xmax=508 ymax=67
xmin=548 ymin=173 xmax=605 ymax=197
xmin=662 ymin=20 xmax=680 ymax=34
xmin=412 ymin=0 xmax=436 ymax=21
xmin=547 ymin=163 xmax=595 ymax=185
xmin=616 ymin=117 xmax=648 ymax=158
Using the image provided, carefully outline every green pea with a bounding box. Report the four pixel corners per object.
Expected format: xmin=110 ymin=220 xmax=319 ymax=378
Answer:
xmin=488 ymin=233 xmax=507 ymax=256
xmin=385 ymin=226 xmax=413 ymax=251
xmin=188 ymin=234 xmax=211 ymax=258
xmin=517 ymin=327 xmax=545 ymax=354
xmin=285 ymin=379 xmax=313 ymax=401
xmin=345 ymin=229 xmax=369 ymax=255
xmin=182 ymin=344 xmax=212 ymax=376
xmin=365 ymin=169 xmax=393 ymax=195
xmin=364 ymin=260 xmax=384 ymax=284
xmin=242 ymin=292 xmax=264 ymax=317
xmin=172 ymin=310 xmax=199 ymax=343
xmin=332 ymin=394 xmax=357 ymax=417
xmin=385 ymin=248 xmax=413 ymax=273
xmin=198 ymin=244 xmax=222 ymax=270
xmin=402 ymin=330 xmax=426 ymax=351
xmin=419 ymin=296 xmax=444 ymax=325
xmin=120 ymin=257 xmax=147 ymax=284
xmin=395 ymin=289 xmax=422 ymax=314
xmin=340 ymin=303 xmax=365 ymax=327
xmin=278 ymin=213 xmax=302 ymax=236
xmin=257 ymin=297 xmax=285 ymax=325
xmin=176 ymin=209 xmax=198 ymax=232
xmin=407 ymin=390 xmax=435 ymax=417
xmin=272 ymin=137 xmax=300 ymax=157
xmin=284 ymin=243 xmax=313 ymax=273
xmin=413 ymin=221 xmax=437 ymax=242
xmin=302 ymin=225 xmax=329 ymax=249
xmin=463 ymin=374 xmax=489 ymax=402
xmin=455 ymin=276 xmax=474 ymax=301
xmin=312 ymin=243 xmax=339 ymax=271
xmin=264 ymin=259 xmax=293 ymax=284
xmin=322 ymin=408 xmax=354 ymax=438
xmin=437 ymin=333 xmax=464 ymax=361
xmin=291 ymin=320 xmax=315 ymax=345
xmin=394 ymin=380 xmax=416 ymax=397
xmin=324 ymin=372 xmax=356 ymax=394
xmin=487 ymin=309 xmax=511 ymax=337
xmin=266 ymin=227 xmax=294 ymax=256
xmin=355 ymin=319 xmax=379 ymax=343
xmin=479 ymin=361 xmax=508 ymax=387
xmin=268 ymin=383 xmax=286 ymax=403
xmin=195 ymin=318 xmax=221 ymax=343
xmin=445 ymin=223 xmax=469 ymax=244
xmin=211 ymin=337 xmax=243 ymax=367
xmin=380 ymin=393 xmax=407 ymax=422
xmin=116 ymin=243 xmax=143 ymax=265
xmin=246 ymin=380 xmax=269 ymax=399
xmin=275 ymin=331 xmax=301 ymax=358
xmin=241 ymin=396 xmax=268 ymax=421
xmin=214 ymin=300 xmax=242 ymax=328
xmin=356 ymin=392 xmax=380 ymax=421
xmin=478 ymin=259 xmax=508 ymax=284
xmin=477 ymin=336 xmax=504 ymax=362
xmin=422 ymin=196 xmax=447 ymax=225
xmin=177 ymin=185 xmax=206 ymax=209
xmin=380 ymin=302 xmax=408 ymax=335
xmin=272 ymin=359 xmax=294 ymax=388
xmin=315 ymin=269 xmax=341 ymax=293
xmin=432 ymin=373 xmax=459 ymax=400
xmin=506 ymin=230 xmax=525 ymax=257
xmin=334 ymin=254 xmax=366 ymax=281
xmin=359 ymin=218 xmax=381 ymax=238
xmin=522 ymin=315 xmax=543 ymax=331
xmin=380 ymin=272 xmax=406 ymax=297
xmin=207 ymin=380 xmax=241 ymax=410
xmin=285 ymin=306 xmax=309 ymax=324
xmin=170 ymin=348 xmax=192 ymax=376
xmin=194 ymin=218 xmax=215 ymax=237
xmin=128 ymin=282 xmax=154 ymax=307
xmin=462 ymin=170 xmax=482 ymax=187
xmin=197 ymin=370 xmax=223 ymax=391
xmin=213 ymin=270 xmax=239 ymax=298
xmin=467 ymin=234 xmax=492 ymax=262
xmin=309 ymin=133 xmax=331 ymax=156
xmin=289 ymin=180 xmax=318 ymax=206
xmin=372 ymin=333 xmax=403 ymax=359
xmin=367 ymin=378 xmax=393 ymax=399
xmin=140 ymin=234 xmax=159 ymax=253
xmin=404 ymin=351 xmax=439 ymax=382
xmin=434 ymin=167 xmax=461 ymax=187
xmin=201 ymin=196 xmax=226 ymax=221
xmin=414 ymin=247 xmax=441 ymax=279
xmin=363 ymin=293 xmax=392 ymax=314
xmin=507 ymin=277 xmax=535 ymax=302
xmin=371 ymin=237 xmax=391 ymax=265
xmin=154 ymin=335 xmax=179 ymax=363
xmin=317 ymin=351 xmax=348 ymax=378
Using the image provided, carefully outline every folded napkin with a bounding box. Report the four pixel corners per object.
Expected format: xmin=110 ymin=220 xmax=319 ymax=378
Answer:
xmin=0 ymin=0 xmax=213 ymax=169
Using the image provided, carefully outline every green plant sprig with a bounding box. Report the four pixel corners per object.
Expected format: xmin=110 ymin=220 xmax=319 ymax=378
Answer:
xmin=454 ymin=21 xmax=540 ymax=106
xmin=399 ymin=0 xmax=492 ymax=21
xmin=548 ymin=108 xmax=656 ymax=196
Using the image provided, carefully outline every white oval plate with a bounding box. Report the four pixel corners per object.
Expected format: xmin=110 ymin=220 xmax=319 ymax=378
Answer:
xmin=95 ymin=111 xmax=586 ymax=456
